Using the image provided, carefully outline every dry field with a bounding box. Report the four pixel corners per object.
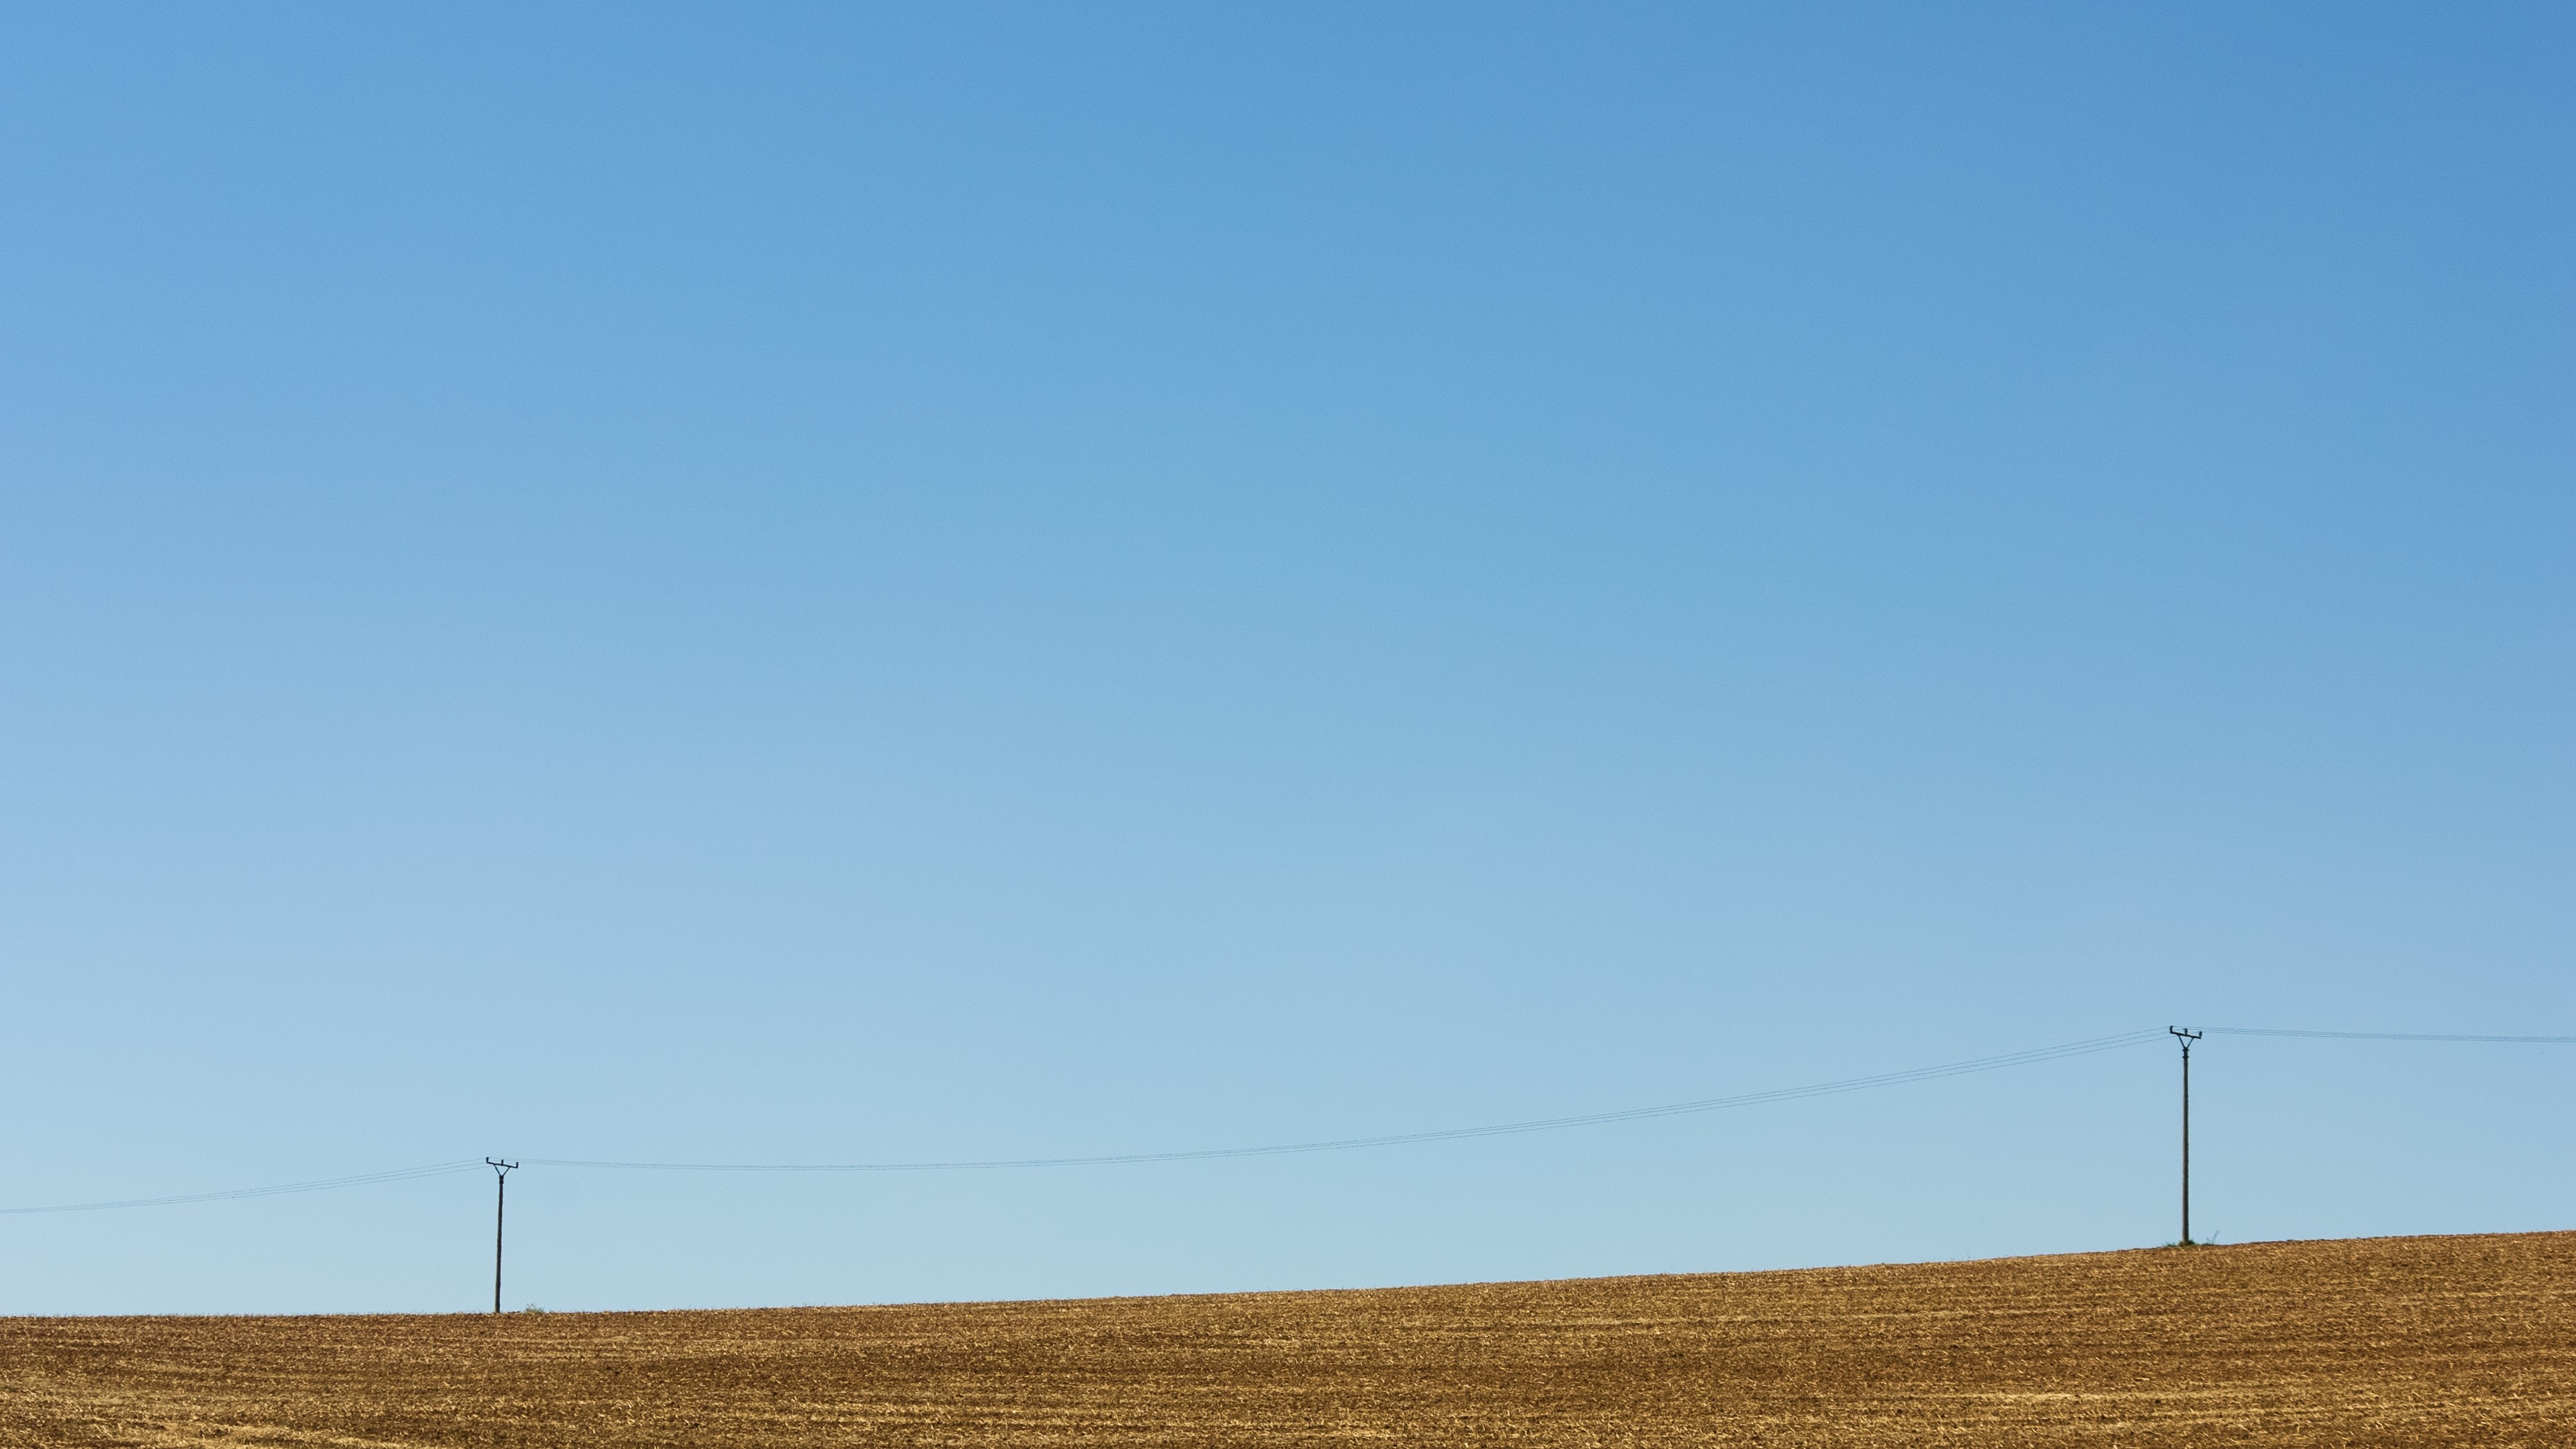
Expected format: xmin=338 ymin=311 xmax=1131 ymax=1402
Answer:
xmin=6 ymin=1231 xmax=2572 ymax=1447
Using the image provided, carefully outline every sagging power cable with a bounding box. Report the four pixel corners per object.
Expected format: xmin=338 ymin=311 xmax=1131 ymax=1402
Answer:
xmin=0 ymin=1160 xmax=486 ymax=1216
xmin=2211 ymin=1027 xmax=2576 ymax=1043
xmin=530 ymin=1030 xmax=2168 ymax=1173
xmin=0 ymin=1030 xmax=2165 ymax=1212
xmin=6 ymin=1024 xmax=2565 ymax=1214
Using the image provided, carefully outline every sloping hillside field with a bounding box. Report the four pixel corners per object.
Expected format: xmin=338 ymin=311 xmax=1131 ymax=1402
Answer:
xmin=6 ymin=1232 xmax=2572 ymax=1446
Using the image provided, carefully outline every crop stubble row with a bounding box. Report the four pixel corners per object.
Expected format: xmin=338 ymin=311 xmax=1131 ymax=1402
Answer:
xmin=4 ymin=1231 xmax=2570 ymax=1446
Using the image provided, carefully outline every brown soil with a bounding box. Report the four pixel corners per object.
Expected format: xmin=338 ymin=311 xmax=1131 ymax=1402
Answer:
xmin=6 ymin=1231 xmax=2571 ymax=1446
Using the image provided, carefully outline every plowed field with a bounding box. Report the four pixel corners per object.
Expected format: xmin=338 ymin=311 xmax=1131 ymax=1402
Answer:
xmin=6 ymin=1231 xmax=2572 ymax=1446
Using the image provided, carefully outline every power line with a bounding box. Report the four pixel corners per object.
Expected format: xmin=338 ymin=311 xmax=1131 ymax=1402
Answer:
xmin=529 ymin=1030 xmax=2169 ymax=1174
xmin=0 ymin=1161 xmax=485 ymax=1216
xmin=2211 ymin=1027 xmax=2576 ymax=1043
xmin=3 ymin=1023 xmax=2564 ymax=1215
xmin=0 ymin=1032 xmax=2161 ymax=1213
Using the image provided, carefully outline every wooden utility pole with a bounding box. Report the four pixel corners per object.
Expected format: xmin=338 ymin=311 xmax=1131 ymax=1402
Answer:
xmin=2168 ymin=1028 xmax=2200 ymax=1244
xmin=485 ymin=1159 xmax=519 ymax=1314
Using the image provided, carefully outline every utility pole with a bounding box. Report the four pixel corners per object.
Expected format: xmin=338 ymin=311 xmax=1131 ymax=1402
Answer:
xmin=2168 ymin=1027 xmax=2201 ymax=1245
xmin=485 ymin=1159 xmax=519 ymax=1314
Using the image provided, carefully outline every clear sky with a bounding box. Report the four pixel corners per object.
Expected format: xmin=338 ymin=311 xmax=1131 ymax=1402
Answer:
xmin=2 ymin=3 xmax=2569 ymax=1314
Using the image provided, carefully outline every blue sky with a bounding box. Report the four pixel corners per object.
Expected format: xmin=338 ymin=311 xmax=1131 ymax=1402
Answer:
xmin=2 ymin=3 xmax=2569 ymax=1313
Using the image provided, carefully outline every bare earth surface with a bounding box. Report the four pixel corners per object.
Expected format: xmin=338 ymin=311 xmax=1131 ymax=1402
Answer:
xmin=6 ymin=1231 xmax=2572 ymax=1447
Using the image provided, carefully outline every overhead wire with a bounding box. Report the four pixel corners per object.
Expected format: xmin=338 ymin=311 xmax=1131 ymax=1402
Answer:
xmin=528 ymin=1029 xmax=2168 ymax=1173
xmin=4 ymin=1023 xmax=2565 ymax=1214
xmin=1 ymin=1032 xmax=2164 ymax=1212
xmin=2211 ymin=1027 xmax=2576 ymax=1043
xmin=0 ymin=1160 xmax=487 ymax=1216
